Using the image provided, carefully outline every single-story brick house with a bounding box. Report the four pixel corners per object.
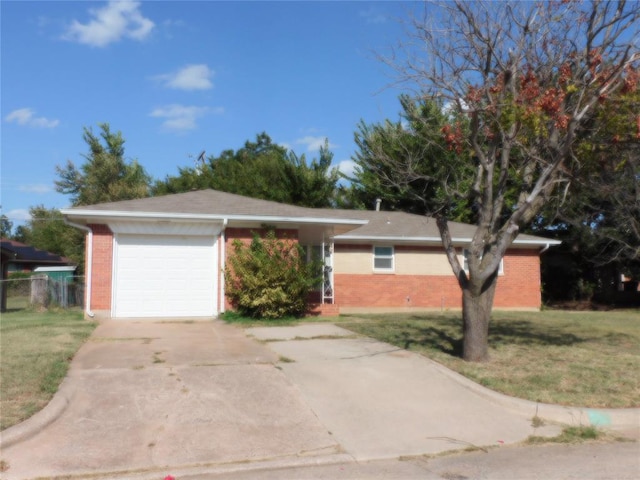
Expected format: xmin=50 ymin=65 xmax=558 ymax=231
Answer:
xmin=61 ymin=189 xmax=560 ymax=319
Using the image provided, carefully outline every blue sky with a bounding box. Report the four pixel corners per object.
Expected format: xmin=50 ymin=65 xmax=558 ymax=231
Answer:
xmin=1 ymin=0 xmax=419 ymax=227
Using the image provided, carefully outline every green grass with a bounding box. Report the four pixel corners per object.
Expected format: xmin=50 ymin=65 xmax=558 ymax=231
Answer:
xmin=339 ymin=310 xmax=640 ymax=408
xmin=4 ymin=295 xmax=30 ymax=311
xmin=527 ymin=425 xmax=602 ymax=444
xmin=0 ymin=308 xmax=97 ymax=430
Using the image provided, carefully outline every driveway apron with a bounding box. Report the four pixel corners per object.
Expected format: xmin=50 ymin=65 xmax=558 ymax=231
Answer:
xmin=1 ymin=320 xmax=340 ymax=480
xmin=246 ymin=323 xmax=561 ymax=462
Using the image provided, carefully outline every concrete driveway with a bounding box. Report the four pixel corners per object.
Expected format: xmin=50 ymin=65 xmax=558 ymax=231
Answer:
xmin=0 ymin=320 xmax=343 ymax=479
xmin=5 ymin=320 xmax=633 ymax=479
xmin=245 ymin=324 xmax=561 ymax=461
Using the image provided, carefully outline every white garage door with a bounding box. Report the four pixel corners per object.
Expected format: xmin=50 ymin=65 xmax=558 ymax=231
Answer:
xmin=113 ymin=234 xmax=217 ymax=318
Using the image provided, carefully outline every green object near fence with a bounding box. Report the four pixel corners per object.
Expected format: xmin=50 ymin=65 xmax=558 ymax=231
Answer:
xmin=33 ymin=266 xmax=76 ymax=282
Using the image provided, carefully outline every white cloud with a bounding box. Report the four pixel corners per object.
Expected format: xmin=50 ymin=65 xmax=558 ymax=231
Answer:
xmin=149 ymin=104 xmax=222 ymax=132
xmin=337 ymin=159 xmax=357 ymax=178
xmin=155 ymin=64 xmax=214 ymax=91
xmin=443 ymin=98 xmax=470 ymax=113
xmin=295 ymin=136 xmax=336 ymax=152
xmin=5 ymin=108 xmax=59 ymax=128
xmin=5 ymin=209 xmax=31 ymax=222
xmin=63 ymin=0 xmax=154 ymax=47
xmin=19 ymin=184 xmax=53 ymax=194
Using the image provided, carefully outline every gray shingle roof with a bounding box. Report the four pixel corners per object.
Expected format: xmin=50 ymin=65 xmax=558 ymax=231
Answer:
xmin=1 ymin=238 xmax=74 ymax=265
xmin=68 ymin=189 xmax=342 ymax=218
xmin=63 ymin=189 xmax=558 ymax=246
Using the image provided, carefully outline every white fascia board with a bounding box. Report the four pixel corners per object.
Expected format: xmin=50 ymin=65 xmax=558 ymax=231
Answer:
xmin=335 ymin=235 xmax=445 ymax=243
xmin=33 ymin=266 xmax=76 ymax=272
xmin=223 ymin=214 xmax=368 ymax=226
xmin=512 ymin=238 xmax=562 ymax=246
xmin=61 ymin=209 xmax=368 ymax=227
xmin=334 ymin=234 xmax=561 ymax=247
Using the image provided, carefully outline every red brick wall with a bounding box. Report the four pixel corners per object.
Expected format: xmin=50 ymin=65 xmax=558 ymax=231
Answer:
xmin=335 ymin=273 xmax=461 ymax=308
xmin=495 ymin=250 xmax=542 ymax=308
xmin=334 ymin=247 xmax=542 ymax=309
xmin=88 ymin=224 xmax=113 ymax=310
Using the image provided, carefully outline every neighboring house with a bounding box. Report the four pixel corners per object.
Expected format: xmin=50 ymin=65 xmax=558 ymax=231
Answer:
xmin=60 ymin=189 xmax=560 ymax=319
xmin=0 ymin=238 xmax=76 ymax=312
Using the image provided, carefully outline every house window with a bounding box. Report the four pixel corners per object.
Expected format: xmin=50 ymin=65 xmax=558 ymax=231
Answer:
xmin=463 ymin=249 xmax=504 ymax=275
xmin=373 ymin=246 xmax=394 ymax=272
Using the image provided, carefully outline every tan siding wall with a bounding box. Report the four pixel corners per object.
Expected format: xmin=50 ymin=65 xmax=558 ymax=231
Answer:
xmin=334 ymin=244 xmax=454 ymax=276
xmin=334 ymin=247 xmax=370 ymax=274
xmin=395 ymin=249 xmax=453 ymax=275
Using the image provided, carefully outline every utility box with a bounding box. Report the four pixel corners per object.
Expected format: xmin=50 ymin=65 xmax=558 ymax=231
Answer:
xmin=33 ymin=266 xmax=76 ymax=282
xmin=32 ymin=266 xmax=78 ymax=308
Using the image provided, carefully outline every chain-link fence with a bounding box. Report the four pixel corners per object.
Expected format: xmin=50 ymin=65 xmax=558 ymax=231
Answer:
xmin=1 ymin=275 xmax=85 ymax=312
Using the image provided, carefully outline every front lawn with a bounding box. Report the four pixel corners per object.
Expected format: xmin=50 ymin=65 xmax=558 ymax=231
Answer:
xmin=0 ymin=309 xmax=96 ymax=430
xmin=340 ymin=310 xmax=640 ymax=408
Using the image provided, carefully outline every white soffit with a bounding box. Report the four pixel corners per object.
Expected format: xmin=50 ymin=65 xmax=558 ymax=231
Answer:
xmin=108 ymin=220 xmax=222 ymax=236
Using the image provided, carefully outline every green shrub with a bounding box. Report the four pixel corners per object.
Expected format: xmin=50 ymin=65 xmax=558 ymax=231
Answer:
xmin=7 ymin=271 xmax=33 ymax=280
xmin=224 ymin=231 xmax=321 ymax=319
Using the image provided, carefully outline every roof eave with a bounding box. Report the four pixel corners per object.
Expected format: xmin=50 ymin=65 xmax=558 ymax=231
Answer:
xmin=333 ymin=234 xmax=561 ymax=247
xmin=61 ymin=209 xmax=368 ymax=228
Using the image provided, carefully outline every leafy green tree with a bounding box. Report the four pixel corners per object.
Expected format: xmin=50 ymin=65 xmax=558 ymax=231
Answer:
xmin=153 ymin=133 xmax=341 ymax=208
xmin=224 ymin=231 xmax=321 ymax=319
xmin=537 ymin=84 xmax=640 ymax=300
xmin=12 ymin=225 xmax=29 ymax=244
xmin=370 ymin=1 xmax=638 ymax=361
xmin=552 ymin=84 xmax=640 ymax=269
xmin=1 ymin=215 xmax=13 ymax=238
xmin=346 ymin=95 xmax=474 ymax=220
xmin=16 ymin=206 xmax=84 ymax=269
xmin=55 ymin=123 xmax=151 ymax=206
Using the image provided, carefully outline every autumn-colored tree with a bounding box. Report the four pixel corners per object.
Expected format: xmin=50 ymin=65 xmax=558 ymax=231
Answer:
xmin=371 ymin=1 xmax=639 ymax=361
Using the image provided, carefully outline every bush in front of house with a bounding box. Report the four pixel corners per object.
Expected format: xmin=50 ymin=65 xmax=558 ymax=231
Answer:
xmin=224 ymin=231 xmax=321 ymax=319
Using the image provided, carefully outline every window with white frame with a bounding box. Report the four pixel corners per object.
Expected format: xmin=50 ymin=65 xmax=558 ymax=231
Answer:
xmin=463 ymin=249 xmax=504 ymax=275
xmin=373 ymin=246 xmax=394 ymax=271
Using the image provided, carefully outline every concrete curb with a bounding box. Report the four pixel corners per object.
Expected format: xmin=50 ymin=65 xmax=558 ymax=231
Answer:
xmin=420 ymin=352 xmax=640 ymax=432
xmin=0 ymin=375 xmax=74 ymax=450
xmin=69 ymin=453 xmax=356 ymax=480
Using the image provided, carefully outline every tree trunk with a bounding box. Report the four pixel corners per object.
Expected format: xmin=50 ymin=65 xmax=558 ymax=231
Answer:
xmin=462 ymin=274 xmax=498 ymax=362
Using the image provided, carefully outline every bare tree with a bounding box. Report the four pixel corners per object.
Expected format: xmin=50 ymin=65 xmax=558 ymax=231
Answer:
xmin=372 ymin=1 xmax=639 ymax=361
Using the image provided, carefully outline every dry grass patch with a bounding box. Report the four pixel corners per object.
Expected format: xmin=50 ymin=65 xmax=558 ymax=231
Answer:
xmin=0 ymin=309 xmax=96 ymax=430
xmin=340 ymin=310 xmax=640 ymax=408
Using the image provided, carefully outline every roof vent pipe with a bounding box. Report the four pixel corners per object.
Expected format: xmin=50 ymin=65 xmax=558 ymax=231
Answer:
xmin=375 ymin=198 xmax=382 ymax=211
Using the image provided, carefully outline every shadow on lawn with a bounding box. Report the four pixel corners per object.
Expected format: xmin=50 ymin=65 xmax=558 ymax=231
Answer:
xmin=393 ymin=316 xmax=587 ymax=359
xmin=399 ymin=326 xmax=463 ymax=357
xmin=489 ymin=320 xmax=586 ymax=347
